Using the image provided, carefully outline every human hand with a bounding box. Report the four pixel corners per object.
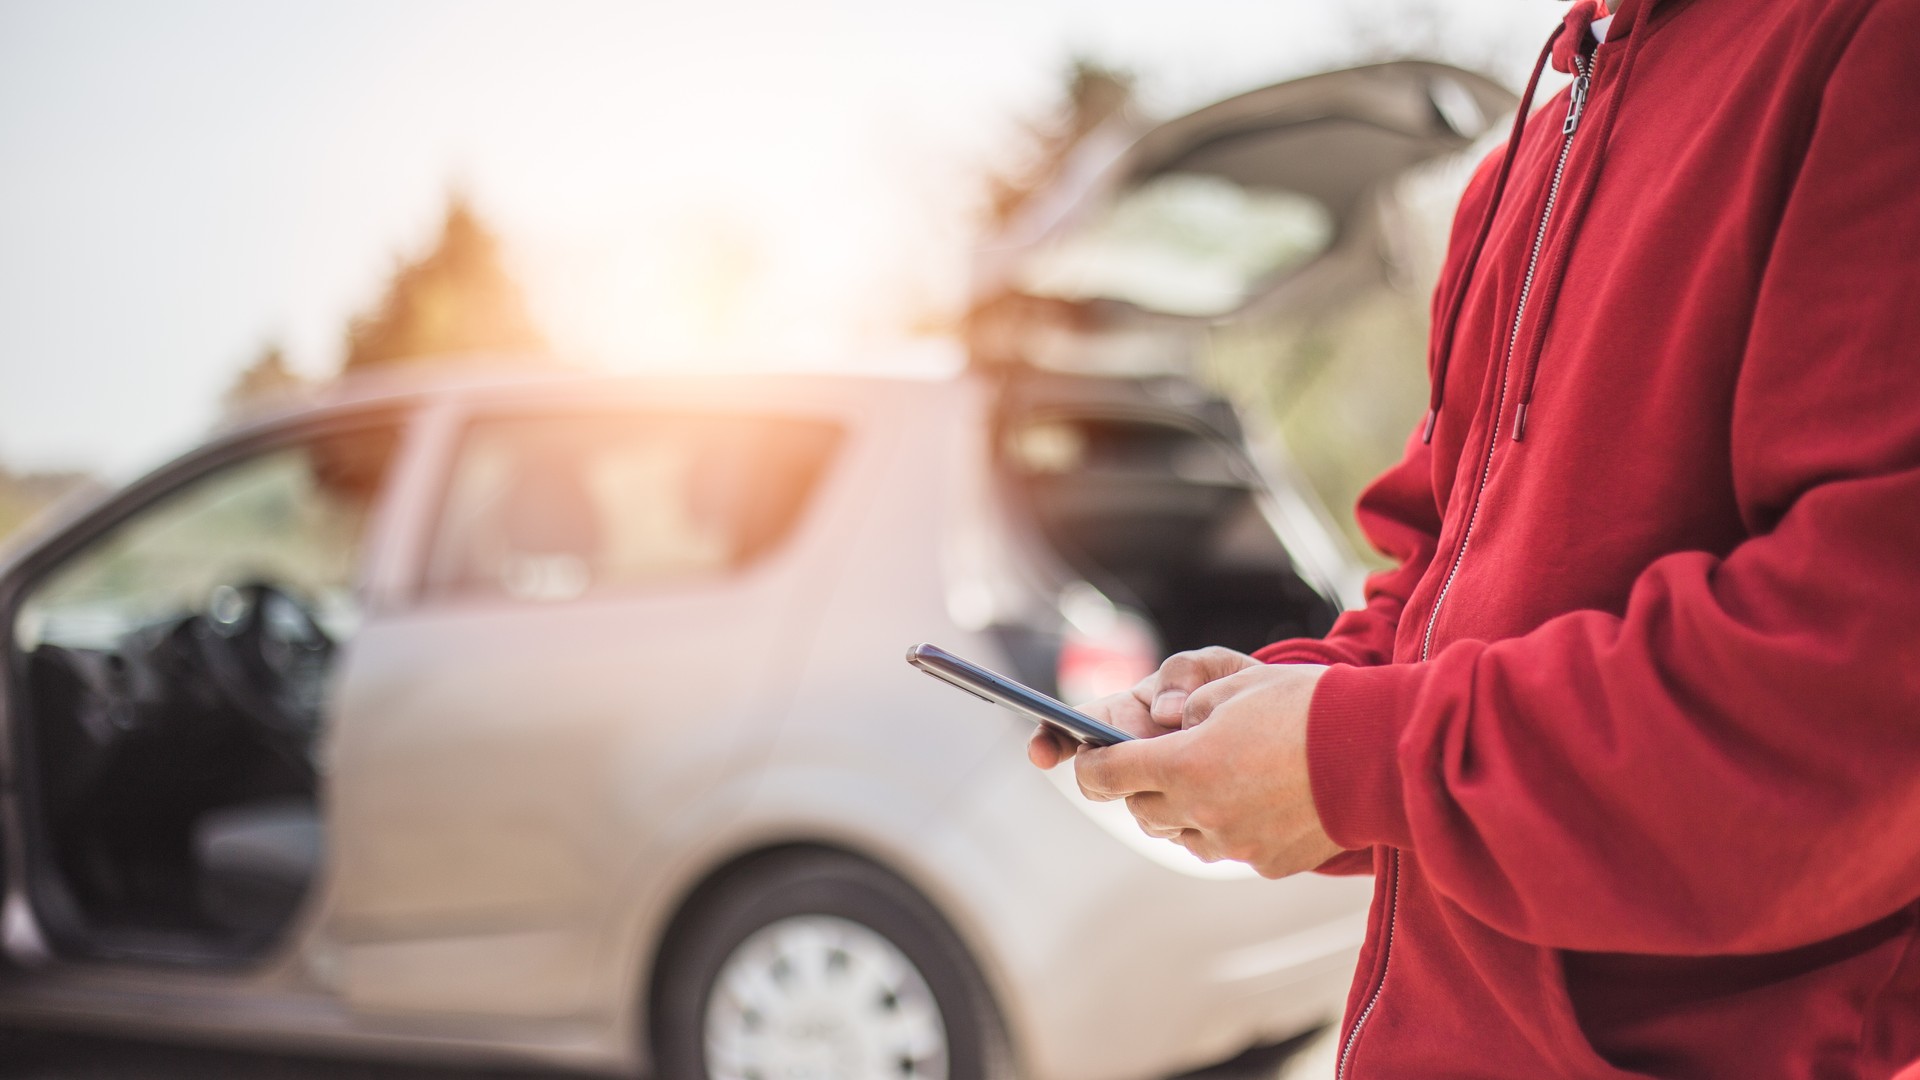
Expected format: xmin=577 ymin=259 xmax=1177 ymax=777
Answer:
xmin=1072 ymin=663 xmax=1341 ymax=879
xmin=1026 ymin=647 xmax=1262 ymax=770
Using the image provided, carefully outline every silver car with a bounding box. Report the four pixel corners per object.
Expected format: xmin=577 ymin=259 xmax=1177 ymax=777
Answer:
xmin=0 ymin=61 xmax=1509 ymax=1080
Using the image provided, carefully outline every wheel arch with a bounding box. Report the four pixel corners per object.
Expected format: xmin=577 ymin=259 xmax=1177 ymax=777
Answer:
xmin=629 ymin=834 xmax=1024 ymax=1079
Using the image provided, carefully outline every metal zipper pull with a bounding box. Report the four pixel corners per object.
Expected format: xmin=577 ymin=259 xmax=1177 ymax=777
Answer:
xmin=1563 ymin=57 xmax=1592 ymax=135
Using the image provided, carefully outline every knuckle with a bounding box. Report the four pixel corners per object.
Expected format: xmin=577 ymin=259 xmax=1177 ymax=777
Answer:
xmin=1164 ymin=650 xmax=1205 ymax=675
xmin=1203 ymin=646 xmax=1248 ymax=673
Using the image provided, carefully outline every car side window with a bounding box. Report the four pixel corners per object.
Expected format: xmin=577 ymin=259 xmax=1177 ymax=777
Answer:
xmin=422 ymin=412 xmax=841 ymax=603
xmin=16 ymin=426 xmax=400 ymax=651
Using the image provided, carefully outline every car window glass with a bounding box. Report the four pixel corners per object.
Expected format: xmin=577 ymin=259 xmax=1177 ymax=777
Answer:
xmin=15 ymin=427 xmax=400 ymax=651
xmin=1014 ymin=173 xmax=1333 ymax=318
xmin=423 ymin=412 xmax=840 ymax=603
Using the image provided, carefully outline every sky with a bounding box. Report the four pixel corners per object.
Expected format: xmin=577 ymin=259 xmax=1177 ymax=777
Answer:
xmin=0 ymin=0 xmax=1558 ymax=477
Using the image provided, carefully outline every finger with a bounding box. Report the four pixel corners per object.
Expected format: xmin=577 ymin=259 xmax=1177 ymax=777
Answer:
xmin=1074 ymin=738 xmax=1173 ymax=802
xmin=1149 ymin=647 xmax=1258 ymax=727
xmin=1079 ymin=689 xmax=1165 ymax=740
xmin=1174 ymin=829 xmax=1227 ymax=863
xmin=1026 ymin=726 xmax=1075 ymax=769
xmin=1180 ymin=667 xmax=1255 ymax=729
xmin=1123 ymin=792 xmax=1189 ymax=839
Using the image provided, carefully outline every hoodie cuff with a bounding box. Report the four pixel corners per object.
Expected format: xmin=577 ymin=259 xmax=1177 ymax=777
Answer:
xmin=1253 ymin=638 xmax=1348 ymax=666
xmin=1307 ymin=663 xmax=1427 ymax=852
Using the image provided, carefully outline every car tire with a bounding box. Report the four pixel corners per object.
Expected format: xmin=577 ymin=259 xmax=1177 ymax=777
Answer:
xmin=649 ymin=847 xmax=1013 ymax=1080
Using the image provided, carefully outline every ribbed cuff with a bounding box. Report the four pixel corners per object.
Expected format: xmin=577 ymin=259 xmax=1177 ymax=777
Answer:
xmin=1253 ymin=638 xmax=1347 ymax=666
xmin=1307 ymin=663 xmax=1426 ymax=852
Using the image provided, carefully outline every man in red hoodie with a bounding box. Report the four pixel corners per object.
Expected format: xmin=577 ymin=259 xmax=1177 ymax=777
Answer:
xmin=1028 ymin=0 xmax=1920 ymax=1074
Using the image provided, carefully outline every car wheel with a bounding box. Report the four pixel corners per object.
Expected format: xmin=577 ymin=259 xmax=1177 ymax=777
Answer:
xmin=650 ymin=848 xmax=1012 ymax=1080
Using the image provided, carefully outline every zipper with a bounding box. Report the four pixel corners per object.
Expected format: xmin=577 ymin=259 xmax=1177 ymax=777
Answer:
xmin=1336 ymin=851 xmax=1400 ymax=1080
xmin=1335 ymin=53 xmax=1594 ymax=1080
xmin=1417 ymin=52 xmax=1592 ymax=668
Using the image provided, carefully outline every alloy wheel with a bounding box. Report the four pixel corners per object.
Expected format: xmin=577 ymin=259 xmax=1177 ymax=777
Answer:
xmin=704 ymin=913 xmax=950 ymax=1080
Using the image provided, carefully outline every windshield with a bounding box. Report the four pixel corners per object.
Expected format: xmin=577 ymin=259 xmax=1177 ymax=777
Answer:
xmin=1013 ymin=173 xmax=1334 ymax=318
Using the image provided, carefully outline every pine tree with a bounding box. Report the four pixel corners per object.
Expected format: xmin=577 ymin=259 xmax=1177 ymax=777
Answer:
xmin=986 ymin=58 xmax=1137 ymax=226
xmin=341 ymin=194 xmax=546 ymax=373
xmin=0 ymin=465 xmax=100 ymax=543
xmin=221 ymin=341 xmax=306 ymax=420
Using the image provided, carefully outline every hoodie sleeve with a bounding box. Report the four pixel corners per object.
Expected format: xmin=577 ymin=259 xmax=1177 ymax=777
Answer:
xmin=1256 ymin=424 xmax=1443 ymax=876
xmin=1304 ymin=0 xmax=1920 ymax=955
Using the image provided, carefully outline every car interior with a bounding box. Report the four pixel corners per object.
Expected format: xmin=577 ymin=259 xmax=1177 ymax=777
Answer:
xmin=994 ymin=370 xmax=1340 ymax=659
xmin=5 ymin=425 xmax=398 ymax=962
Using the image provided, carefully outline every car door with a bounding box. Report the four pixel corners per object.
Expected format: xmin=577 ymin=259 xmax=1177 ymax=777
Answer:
xmin=318 ymin=401 xmax=847 ymax=1020
xmin=0 ymin=413 xmax=404 ymax=965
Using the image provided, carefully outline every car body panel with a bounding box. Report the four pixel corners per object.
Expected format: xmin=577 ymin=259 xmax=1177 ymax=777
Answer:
xmin=316 ymin=385 xmax=879 ymax=1021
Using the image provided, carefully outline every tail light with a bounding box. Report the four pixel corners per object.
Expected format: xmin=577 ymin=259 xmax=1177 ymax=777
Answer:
xmin=1054 ymin=582 xmax=1160 ymax=705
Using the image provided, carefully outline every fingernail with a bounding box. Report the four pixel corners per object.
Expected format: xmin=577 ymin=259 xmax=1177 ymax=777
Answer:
xmin=1154 ymin=690 xmax=1187 ymax=717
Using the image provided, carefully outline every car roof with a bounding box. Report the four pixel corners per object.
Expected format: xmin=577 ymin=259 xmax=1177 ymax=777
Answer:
xmin=215 ymin=347 xmax=1258 ymax=443
xmin=213 ymin=350 xmax=977 ymax=436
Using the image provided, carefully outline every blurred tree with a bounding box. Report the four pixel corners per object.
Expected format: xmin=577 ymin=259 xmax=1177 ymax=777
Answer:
xmin=220 ymin=341 xmax=307 ymax=421
xmin=987 ymin=57 xmax=1138 ymax=227
xmin=1201 ymin=154 xmax=1483 ymax=566
xmin=1206 ymin=276 xmax=1436 ymax=565
xmin=1335 ymin=0 xmax=1535 ymax=85
xmin=342 ymin=194 xmax=546 ymax=373
xmin=0 ymin=466 xmax=101 ymax=544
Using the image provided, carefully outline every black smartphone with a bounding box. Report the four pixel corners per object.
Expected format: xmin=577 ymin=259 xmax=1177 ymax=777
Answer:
xmin=906 ymin=642 xmax=1135 ymax=747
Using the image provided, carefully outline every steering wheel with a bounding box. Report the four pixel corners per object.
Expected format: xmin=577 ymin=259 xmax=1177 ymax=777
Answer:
xmin=194 ymin=580 xmax=336 ymax=748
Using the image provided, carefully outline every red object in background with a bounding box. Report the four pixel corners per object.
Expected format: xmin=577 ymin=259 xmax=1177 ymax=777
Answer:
xmin=1055 ymin=614 xmax=1159 ymax=706
xmin=1255 ymin=0 xmax=1920 ymax=1075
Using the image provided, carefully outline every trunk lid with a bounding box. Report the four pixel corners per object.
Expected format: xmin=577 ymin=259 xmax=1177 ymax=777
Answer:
xmin=970 ymin=60 xmax=1515 ymax=374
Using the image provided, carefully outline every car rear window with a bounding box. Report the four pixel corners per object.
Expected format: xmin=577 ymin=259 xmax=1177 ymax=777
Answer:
xmin=423 ymin=411 xmax=841 ymax=603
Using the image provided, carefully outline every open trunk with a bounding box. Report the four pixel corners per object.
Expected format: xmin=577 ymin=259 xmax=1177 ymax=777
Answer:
xmin=972 ymin=61 xmax=1513 ymax=667
xmin=992 ymin=368 xmax=1339 ymax=659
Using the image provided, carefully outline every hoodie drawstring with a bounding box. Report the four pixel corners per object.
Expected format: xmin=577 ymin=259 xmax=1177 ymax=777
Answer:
xmin=1422 ymin=24 xmax=1564 ymax=444
xmin=1425 ymin=0 xmax=1628 ymax=445
xmin=1511 ymin=0 xmax=1655 ymax=441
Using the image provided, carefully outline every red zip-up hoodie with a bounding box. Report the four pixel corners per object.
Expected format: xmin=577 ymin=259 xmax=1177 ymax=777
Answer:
xmin=1251 ymin=0 xmax=1920 ymax=1075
